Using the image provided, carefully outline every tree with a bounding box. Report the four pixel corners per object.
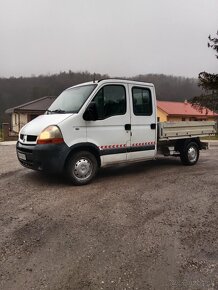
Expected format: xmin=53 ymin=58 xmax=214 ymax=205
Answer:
xmin=190 ymin=31 xmax=218 ymax=112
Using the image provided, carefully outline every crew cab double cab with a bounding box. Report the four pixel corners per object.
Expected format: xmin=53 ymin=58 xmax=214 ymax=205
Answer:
xmin=16 ymin=79 xmax=216 ymax=185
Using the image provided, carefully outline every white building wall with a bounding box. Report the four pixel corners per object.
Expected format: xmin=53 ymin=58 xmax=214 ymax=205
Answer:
xmin=12 ymin=113 xmax=28 ymax=133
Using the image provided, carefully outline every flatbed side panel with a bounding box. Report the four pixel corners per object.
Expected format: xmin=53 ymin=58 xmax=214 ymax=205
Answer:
xmin=158 ymin=121 xmax=216 ymax=141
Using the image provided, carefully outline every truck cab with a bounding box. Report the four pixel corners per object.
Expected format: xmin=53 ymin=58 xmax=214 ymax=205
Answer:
xmin=17 ymin=79 xmax=158 ymax=184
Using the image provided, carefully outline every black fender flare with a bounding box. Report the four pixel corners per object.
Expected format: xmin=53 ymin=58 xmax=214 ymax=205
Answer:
xmin=65 ymin=142 xmax=101 ymax=167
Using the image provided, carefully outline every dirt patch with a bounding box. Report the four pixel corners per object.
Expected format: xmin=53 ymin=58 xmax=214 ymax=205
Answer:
xmin=0 ymin=146 xmax=217 ymax=289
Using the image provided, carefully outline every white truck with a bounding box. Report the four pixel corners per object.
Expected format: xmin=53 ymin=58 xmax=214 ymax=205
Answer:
xmin=16 ymin=79 xmax=216 ymax=185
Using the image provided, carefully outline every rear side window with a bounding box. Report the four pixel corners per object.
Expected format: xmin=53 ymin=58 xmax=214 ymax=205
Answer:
xmin=93 ymin=85 xmax=126 ymax=119
xmin=132 ymin=87 xmax=152 ymax=116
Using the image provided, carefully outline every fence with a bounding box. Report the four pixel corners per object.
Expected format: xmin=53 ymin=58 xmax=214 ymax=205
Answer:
xmin=0 ymin=123 xmax=18 ymax=141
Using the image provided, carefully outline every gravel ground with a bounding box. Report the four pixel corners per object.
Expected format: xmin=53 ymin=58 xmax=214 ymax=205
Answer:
xmin=0 ymin=145 xmax=217 ymax=290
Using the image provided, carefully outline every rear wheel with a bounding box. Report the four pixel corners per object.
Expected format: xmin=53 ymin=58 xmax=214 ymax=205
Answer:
xmin=180 ymin=141 xmax=199 ymax=166
xmin=66 ymin=151 xmax=98 ymax=185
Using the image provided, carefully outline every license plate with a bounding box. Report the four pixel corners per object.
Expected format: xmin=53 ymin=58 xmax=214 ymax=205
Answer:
xmin=18 ymin=152 xmax=26 ymax=160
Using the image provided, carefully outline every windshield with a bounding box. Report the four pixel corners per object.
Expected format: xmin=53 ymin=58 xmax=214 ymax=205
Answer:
xmin=48 ymin=84 xmax=97 ymax=114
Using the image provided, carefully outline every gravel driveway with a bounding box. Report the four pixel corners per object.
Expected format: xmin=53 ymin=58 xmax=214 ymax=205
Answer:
xmin=0 ymin=145 xmax=217 ymax=290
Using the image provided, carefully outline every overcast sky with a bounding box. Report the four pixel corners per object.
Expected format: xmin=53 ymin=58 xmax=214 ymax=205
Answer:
xmin=0 ymin=0 xmax=217 ymax=78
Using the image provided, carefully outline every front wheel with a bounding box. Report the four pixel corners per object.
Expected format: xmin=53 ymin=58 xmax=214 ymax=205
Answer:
xmin=180 ymin=141 xmax=199 ymax=166
xmin=66 ymin=151 xmax=98 ymax=185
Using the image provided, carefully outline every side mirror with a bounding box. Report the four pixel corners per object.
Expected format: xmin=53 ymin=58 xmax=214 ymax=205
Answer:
xmin=83 ymin=102 xmax=98 ymax=121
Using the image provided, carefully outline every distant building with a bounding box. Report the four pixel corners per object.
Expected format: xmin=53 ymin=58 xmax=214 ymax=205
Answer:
xmin=5 ymin=96 xmax=56 ymax=133
xmin=157 ymin=100 xmax=218 ymax=122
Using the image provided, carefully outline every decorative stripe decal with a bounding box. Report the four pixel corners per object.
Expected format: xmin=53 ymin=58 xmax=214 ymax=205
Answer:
xmin=100 ymin=144 xmax=127 ymax=150
xmin=99 ymin=142 xmax=156 ymax=156
xmin=99 ymin=141 xmax=155 ymax=150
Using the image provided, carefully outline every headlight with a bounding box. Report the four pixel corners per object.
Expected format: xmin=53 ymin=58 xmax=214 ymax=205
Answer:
xmin=37 ymin=125 xmax=64 ymax=144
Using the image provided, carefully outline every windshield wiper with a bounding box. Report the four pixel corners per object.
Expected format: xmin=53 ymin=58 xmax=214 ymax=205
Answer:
xmin=46 ymin=109 xmax=66 ymax=114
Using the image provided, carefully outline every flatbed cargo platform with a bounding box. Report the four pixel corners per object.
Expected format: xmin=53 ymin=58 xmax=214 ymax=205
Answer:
xmin=158 ymin=121 xmax=216 ymax=141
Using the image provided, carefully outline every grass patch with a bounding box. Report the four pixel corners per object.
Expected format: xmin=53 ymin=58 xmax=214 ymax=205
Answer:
xmin=201 ymin=134 xmax=218 ymax=140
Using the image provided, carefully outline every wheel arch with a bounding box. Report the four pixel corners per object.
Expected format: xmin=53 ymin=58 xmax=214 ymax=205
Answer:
xmin=175 ymin=137 xmax=201 ymax=152
xmin=64 ymin=142 xmax=101 ymax=169
xmin=176 ymin=138 xmax=200 ymax=166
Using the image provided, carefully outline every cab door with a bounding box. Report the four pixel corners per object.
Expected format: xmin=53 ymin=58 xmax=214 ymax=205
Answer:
xmin=128 ymin=84 xmax=157 ymax=161
xmin=86 ymin=83 xmax=131 ymax=165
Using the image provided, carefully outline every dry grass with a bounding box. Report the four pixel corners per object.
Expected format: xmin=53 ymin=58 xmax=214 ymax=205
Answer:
xmin=201 ymin=134 xmax=218 ymax=140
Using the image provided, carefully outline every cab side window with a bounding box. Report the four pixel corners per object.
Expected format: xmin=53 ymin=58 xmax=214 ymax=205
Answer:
xmin=93 ymin=85 xmax=126 ymax=119
xmin=132 ymin=87 xmax=152 ymax=116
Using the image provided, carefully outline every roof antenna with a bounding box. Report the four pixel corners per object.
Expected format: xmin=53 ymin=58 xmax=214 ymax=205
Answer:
xmin=93 ymin=73 xmax=96 ymax=83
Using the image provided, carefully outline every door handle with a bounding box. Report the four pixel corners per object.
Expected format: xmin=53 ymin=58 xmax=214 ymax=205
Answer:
xmin=125 ymin=124 xmax=131 ymax=131
xmin=150 ymin=123 xmax=156 ymax=130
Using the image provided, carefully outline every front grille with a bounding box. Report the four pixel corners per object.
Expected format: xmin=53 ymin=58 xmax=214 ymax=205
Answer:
xmin=27 ymin=135 xmax=37 ymax=142
xmin=20 ymin=134 xmax=37 ymax=142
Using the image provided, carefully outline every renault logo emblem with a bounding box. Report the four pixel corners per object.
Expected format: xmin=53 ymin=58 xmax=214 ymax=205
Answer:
xmin=23 ymin=135 xmax=27 ymax=143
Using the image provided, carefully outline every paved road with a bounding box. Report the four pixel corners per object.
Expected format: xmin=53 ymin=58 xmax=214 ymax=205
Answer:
xmin=0 ymin=145 xmax=217 ymax=290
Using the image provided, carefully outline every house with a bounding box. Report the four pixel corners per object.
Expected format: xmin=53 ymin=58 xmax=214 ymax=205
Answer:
xmin=5 ymin=96 xmax=56 ymax=133
xmin=157 ymin=100 xmax=218 ymax=122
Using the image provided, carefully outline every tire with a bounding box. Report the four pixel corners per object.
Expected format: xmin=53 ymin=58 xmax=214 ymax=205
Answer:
xmin=66 ymin=151 xmax=98 ymax=185
xmin=180 ymin=141 xmax=199 ymax=166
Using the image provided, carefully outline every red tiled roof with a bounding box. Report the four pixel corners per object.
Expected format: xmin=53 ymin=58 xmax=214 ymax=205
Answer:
xmin=157 ymin=100 xmax=218 ymax=117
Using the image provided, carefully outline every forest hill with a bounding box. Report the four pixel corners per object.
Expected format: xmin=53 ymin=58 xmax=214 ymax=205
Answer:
xmin=0 ymin=71 xmax=202 ymax=123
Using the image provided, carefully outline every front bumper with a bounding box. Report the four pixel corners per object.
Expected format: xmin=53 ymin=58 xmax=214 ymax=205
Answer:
xmin=16 ymin=141 xmax=70 ymax=173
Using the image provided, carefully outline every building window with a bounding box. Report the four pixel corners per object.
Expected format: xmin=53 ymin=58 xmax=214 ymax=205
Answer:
xmin=182 ymin=118 xmax=186 ymax=121
xmin=14 ymin=114 xmax=18 ymax=125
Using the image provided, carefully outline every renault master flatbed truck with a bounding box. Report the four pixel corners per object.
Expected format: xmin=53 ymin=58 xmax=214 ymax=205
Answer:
xmin=16 ymin=79 xmax=216 ymax=185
